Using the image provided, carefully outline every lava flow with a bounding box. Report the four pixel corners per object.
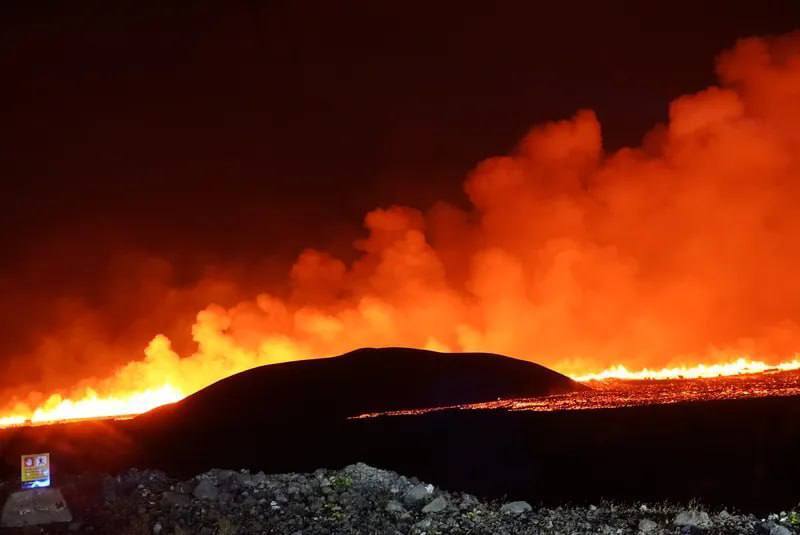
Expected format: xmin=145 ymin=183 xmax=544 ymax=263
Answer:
xmin=353 ymin=366 xmax=800 ymax=419
xmin=571 ymin=358 xmax=800 ymax=382
xmin=0 ymin=385 xmax=183 ymax=428
xmin=4 ymin=356 xmax=800 ymax=429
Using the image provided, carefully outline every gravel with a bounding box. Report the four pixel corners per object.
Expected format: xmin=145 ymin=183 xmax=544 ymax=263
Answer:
xmin=1 ymin=463 xmax=798 ymax=534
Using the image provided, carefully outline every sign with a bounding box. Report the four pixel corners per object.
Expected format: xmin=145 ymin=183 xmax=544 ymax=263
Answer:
xmin=21 ymin=453 xmax=50 ymax=489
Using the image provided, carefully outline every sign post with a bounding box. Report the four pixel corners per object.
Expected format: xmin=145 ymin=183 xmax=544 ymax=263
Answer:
xmin=21 ymin=453 xmax=51 ymax=489
xmin=2 ymin=452 xmax=71 ymax=528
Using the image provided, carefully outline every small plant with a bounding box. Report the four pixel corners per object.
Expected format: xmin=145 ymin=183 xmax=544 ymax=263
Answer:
xmin=787 ymin=510 xmax=800 ymax=526
xmin=322 ymin=502 xmax=345 ymax=521
xmin=330 ymin=475 xmax=353 ymax=491
xmin=465 ymin=509 xmax=481 ymax=521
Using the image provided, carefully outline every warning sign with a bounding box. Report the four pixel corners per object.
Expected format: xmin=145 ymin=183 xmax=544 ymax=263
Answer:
xmin=21 ymin=453 xmax=50 ymax=489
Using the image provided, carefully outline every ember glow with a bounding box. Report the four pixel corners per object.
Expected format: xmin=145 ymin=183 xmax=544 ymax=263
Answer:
xmin=353 ymin=368 xmax=800 ymax=419
xmin=4 ymin=31 xmax=800 ymax=428
xmin=0 ymin=385 xmax=183 ymax=428
xmin=571 ymin=357 xmax=800 ymax=382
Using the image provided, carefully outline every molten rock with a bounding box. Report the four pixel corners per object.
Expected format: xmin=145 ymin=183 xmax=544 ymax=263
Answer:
xmin=1 ymin=488 xmax=72 ymax=528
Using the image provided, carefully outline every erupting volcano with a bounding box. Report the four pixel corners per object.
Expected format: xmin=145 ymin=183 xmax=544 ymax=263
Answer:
xmin=4 ymin=30 xmax=800 ymax=429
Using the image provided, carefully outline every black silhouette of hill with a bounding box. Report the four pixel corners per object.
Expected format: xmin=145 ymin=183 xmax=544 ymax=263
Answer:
xmin=1 ymin=347 xmax=584 ymax=481
xmin=136 ymin=346 xmax=586 ymax=426
xmin=127 ymin=347 xmax=586 ymax=474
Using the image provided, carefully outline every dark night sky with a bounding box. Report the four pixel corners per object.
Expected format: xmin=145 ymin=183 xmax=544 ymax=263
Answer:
xmin=1 ymin=1 xmax=799 ymax=381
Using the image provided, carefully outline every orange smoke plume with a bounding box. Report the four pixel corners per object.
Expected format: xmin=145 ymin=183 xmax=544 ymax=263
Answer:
xmin=4 ymin=31 xmax=800 ymax=425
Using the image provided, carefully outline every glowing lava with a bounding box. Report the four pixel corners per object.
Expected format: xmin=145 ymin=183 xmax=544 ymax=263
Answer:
xmin=571 ymin=358 xmax=800 ymax=382
xmin=4 ymin=355 xmax=800 ymax=429
xmin=353 ymin=366 xmax=800 ymax=419
xmin=0 ymin=384 xmax=183 ymax=428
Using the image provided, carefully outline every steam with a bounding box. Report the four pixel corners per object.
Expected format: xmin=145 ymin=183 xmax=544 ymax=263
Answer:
xmin=5 ymin=31 xmax=800 ymax=417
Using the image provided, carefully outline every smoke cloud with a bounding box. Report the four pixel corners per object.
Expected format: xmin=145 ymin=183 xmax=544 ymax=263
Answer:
xmin=4 ymin=31 xmax=800 ymax=416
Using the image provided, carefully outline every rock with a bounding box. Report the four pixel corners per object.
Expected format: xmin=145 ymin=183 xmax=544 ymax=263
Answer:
xmin=162 ymin=491 xmax=192 ymax=508
xmin=173 ymin=481 xmax=194 ymax=494
xmin=385 ymin=500 xmax=406 ymax=514
xmin=414 ymin=518 xmax=432 ymax=530
xmin=754 ymin=524 xmax=771 ymax=535
xmin=459 ymin=494 xmax=479 ymax=510
xmin=8 ymin=463 xmax=799 ymax=534
xmin=193 ymin=479 xmax=219 ymax=500
xmin=1 ymin=488 xmax=73 ymax=528
xmin=403 ymin=483 xmax=433 ymax=506
xmin=422 ymin=496 xmax=448 ymax=514
xmin=209 ymin=469 xmax=237 ymax=482
xmin=639 ymin=518 xmax=657 ymax=532
xmin=500 ymin=501 xmax=532 ymax=514
xmin=101 ymin=476 xmax=118 ymax=503
xmin=674 ymin=510 xmax=712 ymax=528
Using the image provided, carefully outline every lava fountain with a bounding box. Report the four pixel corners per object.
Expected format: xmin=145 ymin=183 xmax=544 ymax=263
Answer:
xmin=4 ymin=31 xmax=800 ymax=428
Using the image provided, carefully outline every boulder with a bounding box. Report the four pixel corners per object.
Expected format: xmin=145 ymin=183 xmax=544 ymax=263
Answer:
xmin=1 ymin=488 xmax=72 ymax=528
xmin=639 ymin=518 xmax=658 ymax=532
xmin=500 ymin=501 xmax=532 ymax=514
xmin=459 ymin=494 xmax=480 ymax=510
xmin=403 ymin=483 xmax=433 ymax=506
xmin=674 ymin=510 xmax=712 ymax=529
xmin=422 ymin=496 xmax=448 ymax=514
xmin=162 ymin=491 xmax=192 ymax=508
xmin=193 ymin=479 xmax=219 ymax=500
xmin=385 ymin=500 xmax=406 ymax=514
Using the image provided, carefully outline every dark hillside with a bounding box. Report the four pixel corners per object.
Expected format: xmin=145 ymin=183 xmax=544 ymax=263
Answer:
xmin=0 ymin=348 xmax=586 ymax=480
xmin=138 ymin=347 xmax=585 ymax=425
xmin=129 ymin=347 xmax=586 ymax=475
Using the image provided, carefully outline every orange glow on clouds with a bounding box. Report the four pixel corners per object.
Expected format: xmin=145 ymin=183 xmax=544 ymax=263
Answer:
xmin=4 ymin=31 xmax=800 ymax=427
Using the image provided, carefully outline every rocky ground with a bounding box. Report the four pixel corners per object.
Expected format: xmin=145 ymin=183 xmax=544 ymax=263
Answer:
xmin=1 ymin=463 xmax=798 ymax=534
